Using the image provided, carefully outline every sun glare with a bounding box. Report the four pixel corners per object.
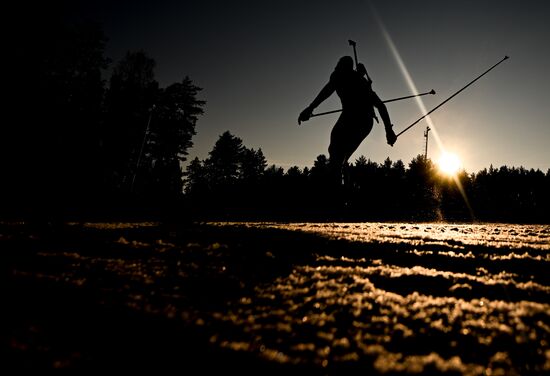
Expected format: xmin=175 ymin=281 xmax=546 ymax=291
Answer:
xmin=438 ymin=152 xmax=461 ymax=176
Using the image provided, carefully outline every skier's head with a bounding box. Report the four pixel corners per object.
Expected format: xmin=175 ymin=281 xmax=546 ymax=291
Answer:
xmin=335 ymin=56 xmax=354 ymax=72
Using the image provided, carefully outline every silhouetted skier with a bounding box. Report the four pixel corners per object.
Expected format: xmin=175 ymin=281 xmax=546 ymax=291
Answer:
xmin=298 ymin=56 xmax=397 ymax=188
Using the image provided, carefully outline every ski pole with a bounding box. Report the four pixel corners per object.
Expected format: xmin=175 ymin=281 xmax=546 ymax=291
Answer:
xmin=383 ymin=89 xmax=435 ymax=104
xmin=310 ymin=89 xmax=436 ymax=118
xmin=395 ymin=56 xmax=509 ymax=139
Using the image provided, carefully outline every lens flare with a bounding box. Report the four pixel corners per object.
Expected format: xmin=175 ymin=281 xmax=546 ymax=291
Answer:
xmin=371 ymin=4 xmax=474 ymax=219
xmin=438 ymin=152 xmax=461 ymax=176
xmin=370 ymin=5 xmax=443 ymax=150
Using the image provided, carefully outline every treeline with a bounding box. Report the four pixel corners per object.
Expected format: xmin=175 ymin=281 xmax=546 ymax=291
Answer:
xmin=184 ymin=132 xmax=550 ymax=223
xmin=4 ymin=12 xmax=204 ymax=219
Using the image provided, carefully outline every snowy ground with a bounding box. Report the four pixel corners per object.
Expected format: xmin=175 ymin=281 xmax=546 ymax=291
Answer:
xmin=3 ymin=221 xmax=550 ymax=374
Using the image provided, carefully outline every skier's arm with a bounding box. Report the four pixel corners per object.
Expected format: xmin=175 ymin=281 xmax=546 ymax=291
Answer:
xmin=372 ymin=92 xmax=391 ymax=128
xmin=372 ymin=91 xmax=397 ymax=146
xmin=309 ymin=80 xmax=336 ymax=110
xmin=298 ymin=80 xmax=336 ymax=125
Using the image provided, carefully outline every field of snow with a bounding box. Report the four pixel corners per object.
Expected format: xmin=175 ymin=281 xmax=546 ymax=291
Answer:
xmin=3 ymin=221 xmax=550 ymax=374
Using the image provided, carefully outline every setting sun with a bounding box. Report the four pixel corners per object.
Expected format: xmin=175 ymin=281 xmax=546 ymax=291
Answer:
xmin=438 ymin=152 xmax=462 ymax=176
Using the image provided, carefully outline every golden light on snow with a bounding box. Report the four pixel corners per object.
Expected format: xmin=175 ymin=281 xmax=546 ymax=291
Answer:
xmin=438 ymin=152 xmax=461 ymax=176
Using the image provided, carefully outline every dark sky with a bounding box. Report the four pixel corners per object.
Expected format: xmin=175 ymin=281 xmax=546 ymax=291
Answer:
xmin=60 ymin=1 xmax=550 ymax=172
